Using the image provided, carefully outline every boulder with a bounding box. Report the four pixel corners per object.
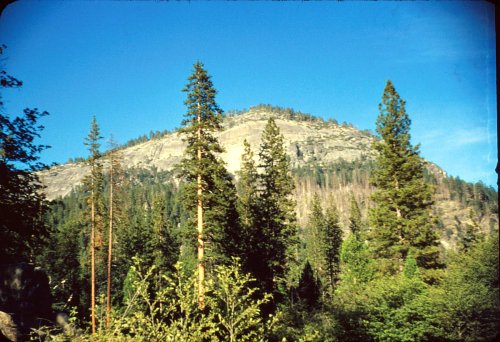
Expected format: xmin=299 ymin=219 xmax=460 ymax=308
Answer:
xmin=0 ymin=263 xmax=53 ymax=341
xmin=0 ymin=311 xmax=18 ymax=341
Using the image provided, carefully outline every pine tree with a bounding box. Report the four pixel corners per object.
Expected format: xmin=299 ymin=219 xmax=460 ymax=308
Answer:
xmin=339 ymin=197 xmax=375 ymax=289
xmin=339 ymin=234 xmax=374 ymax=288
xmin=178 ymin=62 xmax=239 ymax=308
xmin=105 ymin=137 xmax=123 ymax=328
xmin=256 ymin=117 xmax=297 ymax=295
xmin=323 ymin=201 xmax=343 ymax=290
xmin=368 ymin=80 xmax=440 ymax=278
xmin=305 ymin=194 xmax=325 ymax=281
xmin=348 ymin=193 xmax=363 ymax=236
xmin=295 ymin=262 xmax=321 ymax=311
xmin=150 ymin=194 xmax=178 ymax=274
xmin=235 ymin=139 xmax=260 ymax=268
xmin=113 ymin=184 xmax=153 ymax=301
xmin=82 ymin=116 xmax=105 ymax=334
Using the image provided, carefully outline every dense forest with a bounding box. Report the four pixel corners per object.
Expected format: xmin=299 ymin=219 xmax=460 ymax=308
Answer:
xmin=1 ymin=55 xmax=498 ymax=341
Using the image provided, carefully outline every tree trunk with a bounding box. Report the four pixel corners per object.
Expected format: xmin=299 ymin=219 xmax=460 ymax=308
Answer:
xmin=197 ymin=102 xmax=205 ymax=309
xmin=106 ymin=158 xmax=113 ymax=328
xmin=91 ymin=186 xmax=96 ymax=335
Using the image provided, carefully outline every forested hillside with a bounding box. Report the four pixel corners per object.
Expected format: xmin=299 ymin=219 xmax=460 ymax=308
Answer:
xmin=2 ymin=60 xmax=498 ymax=341
xmin=40 ymin=104 xmax=499 ymax=250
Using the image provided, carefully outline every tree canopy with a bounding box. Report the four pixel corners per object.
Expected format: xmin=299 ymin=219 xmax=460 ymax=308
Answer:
xmin=369 ymin=80 xmax=441 ymax=279
xmin=0 ymin=45 xmax=49 ymax=262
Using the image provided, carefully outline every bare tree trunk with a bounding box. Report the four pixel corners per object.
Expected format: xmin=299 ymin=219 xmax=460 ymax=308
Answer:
xmin=197 ymin=102 xmax=205 ymax=309
xmin=91 ymin=186 xmax=96 ymax=335
xmin=106 ymin=156 xmax=113 ymax=328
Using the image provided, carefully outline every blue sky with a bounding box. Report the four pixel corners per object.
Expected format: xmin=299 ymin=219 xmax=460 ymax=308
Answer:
xmin=0 ymin=1 xmax=497 ymax=187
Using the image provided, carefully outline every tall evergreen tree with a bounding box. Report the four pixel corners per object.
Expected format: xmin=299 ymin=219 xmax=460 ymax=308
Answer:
xmin=305 ymin=194 xmax=325 ymax=281
xmin=339 ymin=234 xmax=374 ymax=289
xmin=368 ymin=80 xmax=440 ymax=278
xmin=295 ymin=262 xmax=321 ymax=311
xmin=178 ymin=62 xmax=239 ymax=308
xmin=323 ymin=201 xmax=343 ymax=290
xmin=150 ymin=194 xmax=179 ymax=275
xmin=348 ymin=193 xmax=363 ymax=236
xmin=235 ymin=139 xmax=260 ymax=268
xmin=256 ymin=117 xmax=297 ymax=295
xmin=82 ymin=116 xmax=105 ymax=334
xmin=105 ymin=137 xmax=123 ymax=327
xmin=0 ymin=45 xmax=49 ymax=262
xmin=339 ymin=196 xmax=374 ymax=290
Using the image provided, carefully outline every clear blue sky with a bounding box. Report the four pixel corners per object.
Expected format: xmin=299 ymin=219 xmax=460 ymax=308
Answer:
xmin=1 ymin=1 xmax=497 ymax=187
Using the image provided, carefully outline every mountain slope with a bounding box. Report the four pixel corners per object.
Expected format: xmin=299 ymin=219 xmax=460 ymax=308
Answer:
xmin=39 ymin=106 xmax=375 ymax=200
xmin=39 ymin=106 xmax=497 ymax=248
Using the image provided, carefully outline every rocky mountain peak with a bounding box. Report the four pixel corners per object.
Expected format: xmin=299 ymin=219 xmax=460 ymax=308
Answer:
xmin=39 ymin=107 xmax=375 ymax=200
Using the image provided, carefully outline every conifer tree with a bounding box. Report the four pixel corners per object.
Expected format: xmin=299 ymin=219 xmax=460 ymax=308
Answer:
xmin=105 ymin=137 xmax=123 ymax=328
xmin=296 ymin=262 xmax=321 ymax=311
xmin=339 ymin=234 xmax=374 ymax=288
xmin=83 ymin=116 xmax=105 ymax=334
xmin=323 ymin=202 xmax=343 ymax=290
xmin=348 ymin=193 xmax=363 ymax=236
xmin=150 ymin=194 xmax=178 ymax=274
xmin=236 ymin=139 xmax=260 ymax=268
xmin=339 ymin=196 xmax=374 ymax=289
xmin=305 ymin=194 xmax=325 ymax=280
xmin=368 ymin=80 xmax=440 ymax=278
xmin=178 ymin=62 xmax=239 ymax=308
xmin=256 ymin=117 xmax=297 ymax=295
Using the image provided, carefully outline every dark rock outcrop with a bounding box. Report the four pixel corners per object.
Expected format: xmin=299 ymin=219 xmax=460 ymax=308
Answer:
xmin=0 ymin=263 xmax=53 ymax=341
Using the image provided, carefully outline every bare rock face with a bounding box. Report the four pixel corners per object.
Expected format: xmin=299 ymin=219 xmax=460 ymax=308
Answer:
xmin=0 ymin=263 xmax=53 ymax=341
xmin=39 ymin=108 xmax=376 ymax=200
xmin=0 ymin=311 xmax=18 ymax=342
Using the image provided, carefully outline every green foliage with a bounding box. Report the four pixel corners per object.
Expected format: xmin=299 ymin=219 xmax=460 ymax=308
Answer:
xmin=295 ymin=262 xmax=321 ymax=311
xmin=82 ymin=116 xmax=107 ymax=308
xmin=31 ymin=66 xmax=500 ymax=341
xmin=38 ymin=258 xmax=277 ymax=341
xmin=177 ymin=61 xmax=240 ymax=267
xmin=338 ymin=234 xmax=375 ymax=289
xmin=121 ymin=264 xmax=141 ymax=310
xmin=293 ymin=157 xmax=374 ymax=189
xmin=444 ymin=176 xmax=498 ymax=217
xmin=348 ymin=193 xmax=364 ymax=235
xmin=236 ymin=139 xmax=261 ymax=270
xmin=226 ymin=104 xmax=329 ymax=126
xmin=305 ymin=196 xmax=343 ymax=293
xmin=362 ymin=274 xmax=437 ymax=342
xmin=338 ymin=194 xmax=374 ymax=289
xmin=430 ymin=236 xmax=500 ymax=341
xmin=304 ymin=194 xmax=325 ymax=281
xmin=335 ymin=263 xmax=439 ymax=341
xmin=369 ymin=80 xmax=441 ymax=278
xmin=150 ymin=194 xmax=179 ymax=274
xmin=255 ymin=117 xmax=298 ymax=295
xmin=334 ymin=236 xmax=500 ymax=342
xmin=39 ymin=215 xmax=85 ymax=313
xmin=403 ymin=250 xmax=419 ymax=279
xmin=458 ymin=209 xmax=483 ymax=251
xmin=212 ymin=258 xmax=273 ymax=342
xmin=37 ymin=168 xmax=183 ymax=320
xmin=82 ymin=116 xmax=106 ymax=246
xmin=0 ymin=45 xmax=49 ymax=262
xmin=323 ymin=202 xmax=343 ymax=290
xmin=124 ymin=260 xmax=217 ymax=340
